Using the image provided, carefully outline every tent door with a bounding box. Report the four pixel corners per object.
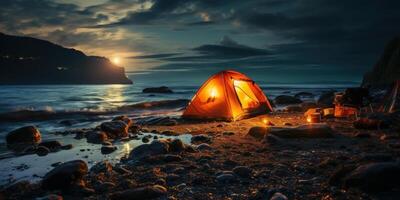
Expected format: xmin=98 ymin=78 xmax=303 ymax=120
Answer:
xmin=233 ymin=79 xmax=260 ymax=111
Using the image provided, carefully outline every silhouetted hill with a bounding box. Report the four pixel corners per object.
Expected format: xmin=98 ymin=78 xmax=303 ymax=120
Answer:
xmin=0 ymin=32 xmax=132 ymax=84
xmin=362 ymin=37 xmax=400 ymax=87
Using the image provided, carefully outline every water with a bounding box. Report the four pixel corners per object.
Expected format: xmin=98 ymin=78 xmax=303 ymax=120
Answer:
xmin=0 ymin=72 xmax=359 ymax=137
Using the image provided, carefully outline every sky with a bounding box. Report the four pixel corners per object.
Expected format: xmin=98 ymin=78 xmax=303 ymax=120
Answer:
xmin=0 ymin=0 xmax=400 ymax=84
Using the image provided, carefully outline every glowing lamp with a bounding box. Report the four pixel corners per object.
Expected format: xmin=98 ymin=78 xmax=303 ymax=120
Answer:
xmin=210 ymin=88 xmax=217 ymax=98
xmin=262 ymin=117 xmax=274 ymax=126
xmin=307 ymin=113 xmax=321 ymax=123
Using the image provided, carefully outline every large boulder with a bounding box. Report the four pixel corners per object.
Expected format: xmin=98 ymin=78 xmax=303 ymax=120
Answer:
xmin=6 ymin=126 xmax=41 ymax=150
xmin=42 ymin=160 xmax=88 ymax=190
xmin=274 ymin=95 xmax=302 ymax=105
xmin=142 ymin=86 xmax=173 ymax=93
xmin=129 ymin=140 xmax=170 ymax=160
xmin=247 ymin=127 xmax=268 ymax=139
xmin=294 ymin=92 xmax=314 ymax=99
xmin=317 ymin=91 xmax=335 ymax=107
xmin=112 ymin=115 xmax=133 ymax=127
xmin=111 ymin=185 xmax=167 ymax=200
xmin=86 ymin=131 xmax=109 ymax=144
xmin=362 ymin=37 xmax=400 ymax=87
xmin=266 ymin=123 xmax=334 ymax=138
xmin=344 ymin=162 xmax=400 ymax=192
xmin=101 ymin=121 xmax=129 ymax=138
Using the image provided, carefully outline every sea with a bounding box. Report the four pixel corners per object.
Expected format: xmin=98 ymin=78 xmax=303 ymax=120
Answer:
xmin=0 ymin=71 xmax=360 ymax=185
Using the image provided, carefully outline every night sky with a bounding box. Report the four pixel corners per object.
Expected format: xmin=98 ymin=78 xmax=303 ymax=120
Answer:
xmin=1 ymin=0 xmax=400 ymax=84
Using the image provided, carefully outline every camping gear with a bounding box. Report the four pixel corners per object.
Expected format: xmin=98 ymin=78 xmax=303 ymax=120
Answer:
xmin=379 ymin=80 xmax=400 ymax=113
xmin=323 ymin=108 xmax=334 ymax=117
xmin=182 ymin=70 xmax=273 ymax=121
xmin=334 ymin=105 xmax=358 ymax=118
xmin=307 ymin=113 xmax=321 ymax=123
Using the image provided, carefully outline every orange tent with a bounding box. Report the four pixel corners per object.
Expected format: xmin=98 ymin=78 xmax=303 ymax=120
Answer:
xmin=182 ymin=70 xmax=273 ymax=121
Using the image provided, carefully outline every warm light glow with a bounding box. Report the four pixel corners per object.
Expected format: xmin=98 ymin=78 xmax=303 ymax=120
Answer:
xmin=262 ymin=118 xmax=268 ymax=124
xmin=210 ymin=87 xmax=217 ymax=98
xmin=307 ymin=116 xmax=312 ymax=123
xmin=112 ymin=57 xmax=121 ymax=65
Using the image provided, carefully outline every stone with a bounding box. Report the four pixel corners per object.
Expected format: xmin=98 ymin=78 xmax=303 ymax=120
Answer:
xmin=35 ymin=194 xmax=63 ymax=200
xmin=101 ymin=145 xmax=117 ymax=154
xmin=294 ymin=92 xmax=314 ymax=99
xmin=169 ymin=139 xmax=185 ymax=152
xmin=6 ymin=126 xmax=41 ymax=150
xmin=191 ymin=134 xmax=212 ymax=144
xmin=197 ymin=143 xmax=213 ymax=151
xmin=39 ymin=140 xmax=62 ymax=151
xmin=42 ymin=160 xmax=88 ymax=190
xmin=111 ymin=185 xmax=167 ymax=200
xmin=141 ymin=137 xmax=150 ymax=143
xmin=264 ymin=134 xmax=282 ymax=145
xmin=90 ymin=160 xmax=113 ymax=174
xmin=96 ymin=182 xmax=116 ymax=192
xmin=142 ymin=86 xmax=173 ymax=93
xmin=344 ymin=162 xmax=400 ymax=192
xmin=101 ymin=121 xmax=129 ymax=138
xmin=61 ymin=144 xmax=73 ymax=150
xmin=270 ymin=192 xmax=288 ymax=200
xmin=232 ymin=166 xmax=253 ymax=178
xmin=36 ymin=146 xmax=50 ymax=156
xmin=266 ymin=123 xmax=334 ymax=139
xmin=247 ymin=126 xmax=268 ymax=139
xmin=317 ymin=91 xmax=335 ymax=107
xmin=274 ymin=95 xmax=302 ymax=104
xmin=129 ymin=140 xmax=169 ymax=160
xmin=112 ymin=115 xmax=133 ymax=127
xmin=283 ymin=105 xmax=303 ymax=112
xmin=223 ymin=131 xmax=234 ymax=136
xmin=86 ymin=131 xmax=108 ymax=144
xmin=216 ymin=172 xmax=236 ymax=183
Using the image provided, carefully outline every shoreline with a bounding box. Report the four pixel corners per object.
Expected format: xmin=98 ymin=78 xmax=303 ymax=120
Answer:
xmin=2 ymin=111 xmax=400 ymax=199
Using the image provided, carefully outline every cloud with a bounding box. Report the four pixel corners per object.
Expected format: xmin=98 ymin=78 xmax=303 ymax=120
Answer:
xmin=128 ymin=53 xmax=182 ymax=59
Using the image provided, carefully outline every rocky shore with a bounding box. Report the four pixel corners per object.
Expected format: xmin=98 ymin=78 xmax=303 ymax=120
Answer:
xmin=1 ymin=109 xmax=400 ymax=199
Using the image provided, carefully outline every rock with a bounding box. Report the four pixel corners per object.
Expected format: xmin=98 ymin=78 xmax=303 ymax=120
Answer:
xmin=129 ymin=140 xmax=169 ymax=160
xmin=39 ymin=140 xmax=62 ymax=151
xmin=162 ymin=154 xmax=183 ymax=162
xmin=6 ymin=126 xmax=41 ymax=150
xmin=42 ymin=160 xmax=88 ymax=190
xmin=112 ymin=115 xmax=133 ymax=127
xmin=196 ymin=143 xmax=213 ymax=151
xmin=232 ymin=166 xmax=253 ymax=178
xmin=35 ymin=194 xmax=63 ymax=200
xmin=353 ymin=132 xmax=371 ymax=138
xmin=294 ymin=92 xmax=314 ymax=99
xmin=96 ymin=182 xmax=116 ymax=192
xmin=61 ymin=144 xmax=73 ymax=150
xmin=344 ymin=162 xmax=400 ymax=192
xmin=301 ymin=102 xmax=318 ymax=110
xmin=283 ymin=105 xmax=303 ymax=112
xmin=101 ymin=145 xmax=117 ymax=154
xmin=380 ymin=134 xmax=400 ymax=140
xmin=142 ymin=86 xmax=173 ymax=93
xmin=36 ymin=146 xmax=50 ymax=156
xmin=90 ymin=160 xmax=113 ymax=174
xmin=169 ymin=139 xmax=185 ymax=152
xmin=270 ymin=192 xmax=288 ymax=200
xmin=247 ymin=126 xmax=268 ymax=139
xmin=216 ymin=172 xmax=236 ymax=183
xmin=354 ymin=118 xmax=388 ymax=130
xmin=111 ymin=185 xmax=167 ymax=200
xmin=274 ymin=95 xmax=302 ymax=104
xmin=74 ymin=131 xmax=85 ymax=140
xmin=101 ymin=121 xmax=129 ymax=138
xmin=362 ymin=37 xmax=400 ymax=87
xmin=317 ymin=91 xmax=335 ymax=107
xmin=191 ymin=134 xmax=212 ymax=144
xmin=264 ymin=134 xmax=282 ymax=144
xmin=266 ymin=123 xmax=334 ymax=138
xmin=329 ymin=165 xmax=357 ymax=186
xmin=283 ymin=122 xmax=293 ymax=126
xmin=141 ymin=137 xmax=150 ymax=143
xmin=223 ymin=131 xmax=234 ymax=136
xmin=86 ymin=131 xmax=108 ymax=144
xmin=166 ymin=174 xmax=180 ymax=185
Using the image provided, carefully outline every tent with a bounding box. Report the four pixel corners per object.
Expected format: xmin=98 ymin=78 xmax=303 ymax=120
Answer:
xmin=379 ymin=80 xmax=400 ymax=113
xmin=182 ymin=70 xmax=273 ymax=121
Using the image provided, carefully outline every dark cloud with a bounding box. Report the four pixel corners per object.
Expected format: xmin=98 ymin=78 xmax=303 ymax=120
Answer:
xmin=128 ymin=53 xmax=182 ymax=59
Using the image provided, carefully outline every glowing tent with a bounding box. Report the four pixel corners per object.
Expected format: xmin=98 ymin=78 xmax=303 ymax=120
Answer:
xmin=182 ymin=70 xmax=273 ymax=121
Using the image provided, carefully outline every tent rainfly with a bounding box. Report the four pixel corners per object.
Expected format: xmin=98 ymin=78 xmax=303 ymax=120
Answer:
xmin=182 ymin=70 xmax=273 ymax=121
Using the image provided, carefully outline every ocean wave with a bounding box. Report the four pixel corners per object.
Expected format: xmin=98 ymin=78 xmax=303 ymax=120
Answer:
xmin=0 ymin=99 xmax=189 ymax=122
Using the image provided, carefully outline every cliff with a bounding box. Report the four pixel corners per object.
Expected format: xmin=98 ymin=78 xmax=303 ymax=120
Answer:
xmin=0 ymin=33 xmax=132 ymax=84
xmin=362 ymin=37 xmax=400 ymax=87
